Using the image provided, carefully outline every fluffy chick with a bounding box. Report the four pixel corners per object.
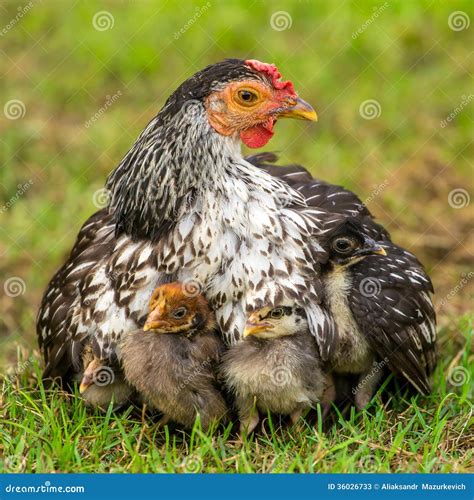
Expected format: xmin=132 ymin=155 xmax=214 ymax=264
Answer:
xmin=221 ymin=304 xmax=335 ymax=434
xmin=119 ymin=282 xmax=228 ymax=430
xmin=321 ymin=218 xmax=388 ymax=409
xmin=79 ymin=344 xmax=134 ymax=410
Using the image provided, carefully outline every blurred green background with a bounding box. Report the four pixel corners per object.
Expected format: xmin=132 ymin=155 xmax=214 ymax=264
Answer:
xmin=0 ymin=0 xmax=472 ymax=373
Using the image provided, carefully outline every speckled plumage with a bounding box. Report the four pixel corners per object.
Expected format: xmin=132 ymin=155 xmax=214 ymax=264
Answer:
xmin=252 ymin=154 xmax=436 ymax=397
xmin=37 ymin=60 xmax=334 ymax=385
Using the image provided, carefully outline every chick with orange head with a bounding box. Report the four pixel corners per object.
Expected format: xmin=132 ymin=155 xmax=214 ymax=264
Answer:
xmin=120 ymin=282 xmax=228 ymax=430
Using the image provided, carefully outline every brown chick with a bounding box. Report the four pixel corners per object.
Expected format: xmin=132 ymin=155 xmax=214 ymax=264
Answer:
xmin=79 ymin=344 xmax=134 ymax=410
xmin=221 ymin=304 xmax=335 ymax=434
xmin=119 ymin=282 xmax=228 ymax=431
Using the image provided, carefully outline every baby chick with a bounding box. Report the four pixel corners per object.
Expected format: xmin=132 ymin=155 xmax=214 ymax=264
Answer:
xmin=322 ymin=217 xmax=436 ymax=408
xmin=221 ymin=304 xmax=334 ymax=434
xmin=321 ymin=218 xmax=388 ymax=409
xmin=119 ymin=282 xmax=228 ymax=430
xmin=79 ymin=344 xmax=134 ymax=410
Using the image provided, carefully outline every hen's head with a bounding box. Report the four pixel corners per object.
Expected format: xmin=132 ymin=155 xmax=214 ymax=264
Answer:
xmin=165 ymin=58 xmax=317 ymax=148
xmin=143 ymin=282 xmax=215 ymax=336
xmin=322 ymin=219 xmax=386 ymax=267
xmin=244 ymin=304 xmax=307 ymax=339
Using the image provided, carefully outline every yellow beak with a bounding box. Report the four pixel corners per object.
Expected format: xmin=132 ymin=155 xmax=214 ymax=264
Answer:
xmin=278 ymin=97 xmax=318 ymax=121
xmin=79 ymin=377 xmax=92 ymax=394
xmin=243 ymin=321 xmax=272 ymax=338
xmin=374 ymin=247 xmax=387 ymax=256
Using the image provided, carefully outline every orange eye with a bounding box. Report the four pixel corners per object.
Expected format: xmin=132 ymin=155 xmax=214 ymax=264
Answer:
xmin=234 ymin=88 xmax=259 ymax=107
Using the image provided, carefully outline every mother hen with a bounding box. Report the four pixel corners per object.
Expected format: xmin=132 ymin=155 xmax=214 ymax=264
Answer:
xmin=37 ymin=59 xmax=335 ymax=382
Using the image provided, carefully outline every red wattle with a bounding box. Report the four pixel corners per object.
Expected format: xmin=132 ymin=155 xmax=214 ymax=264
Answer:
xmin=240 ymin=124 xmax=274 ymax=148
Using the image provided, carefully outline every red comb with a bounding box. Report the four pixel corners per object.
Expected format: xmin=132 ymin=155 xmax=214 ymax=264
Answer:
xmin=245 ymin=59 xmax=296 ymax=96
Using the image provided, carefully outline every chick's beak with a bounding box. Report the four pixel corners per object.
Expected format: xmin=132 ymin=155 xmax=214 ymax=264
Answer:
xmin=243 ymin=320 xmax=273 ymax=338
xmin=357 ymin=237 xmax=387 ymax=257
xmin=278 ymin=97 xmax=318 ymax=121
xmin=79 ymin=374 xmax=92 ymax=394
xmin=143 ymin=306 xmax=167 ymax=332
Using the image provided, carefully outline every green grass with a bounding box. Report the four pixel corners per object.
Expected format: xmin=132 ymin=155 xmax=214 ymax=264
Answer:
xmin=1 ymin=318 xmax=472 ymax=473
xmin=0 ymin=0 xmax=473 ymax=473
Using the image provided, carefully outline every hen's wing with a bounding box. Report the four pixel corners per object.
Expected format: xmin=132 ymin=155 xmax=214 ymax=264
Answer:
xmin=36 ymin=209 xmax=115 ymax=380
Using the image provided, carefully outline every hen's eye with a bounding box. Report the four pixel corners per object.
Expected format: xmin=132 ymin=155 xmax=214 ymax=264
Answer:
xmin=270 ymin=307 xmax=284 ymax=319
xmin=332 ymin=237 xmax=356 ymax=254
xmin=235 ymin=89 xmax=259 ymax=106
xmin=172 ymin=307 xmax=187 ymax=319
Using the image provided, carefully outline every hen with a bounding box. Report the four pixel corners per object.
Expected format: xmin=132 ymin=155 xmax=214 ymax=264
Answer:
xmin=37 ymin=59 xmax=336 ymax=384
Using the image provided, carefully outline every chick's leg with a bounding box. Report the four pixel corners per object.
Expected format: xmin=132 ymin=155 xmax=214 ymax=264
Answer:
xmin=354 ymin=363 xmax=384 ymax=410
xmin=237 ymin=394 xmax=259 ymax=435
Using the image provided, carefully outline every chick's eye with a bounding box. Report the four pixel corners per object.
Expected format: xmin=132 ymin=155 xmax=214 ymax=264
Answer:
xmin=270 ymin=308 xmax=284 ymax=319
xmin=332 ymin=237 xmax=356 ymax=254
xmin=172 ymin=307 xmax=187 ymax=319
xmin=235 ymin=89 xmax=259 ymax=106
